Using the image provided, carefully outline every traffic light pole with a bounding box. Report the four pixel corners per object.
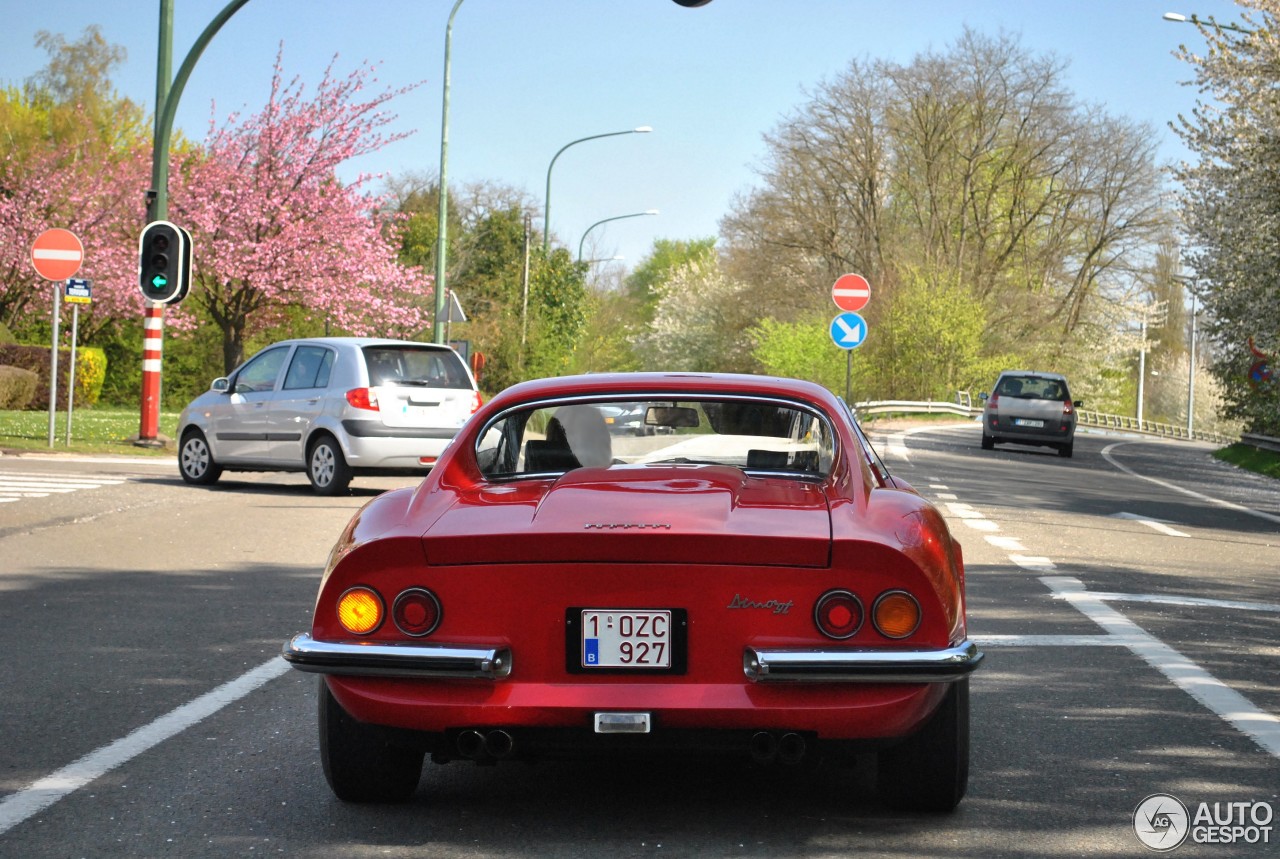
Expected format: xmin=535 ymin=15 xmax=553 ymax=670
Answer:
xmin=137 ymin=0 xmax=251 ymax=446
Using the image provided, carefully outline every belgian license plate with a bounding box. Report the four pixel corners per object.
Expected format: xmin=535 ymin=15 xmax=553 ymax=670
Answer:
xmin=1014 ymin=418 xmax=1044 ymax=428
xmin=581 ymin=610 xmax=672 ymax=668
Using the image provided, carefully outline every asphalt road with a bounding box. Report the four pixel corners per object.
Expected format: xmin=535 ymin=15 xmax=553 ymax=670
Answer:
xmin=0 ymin=425 xmax=1276 ymax=858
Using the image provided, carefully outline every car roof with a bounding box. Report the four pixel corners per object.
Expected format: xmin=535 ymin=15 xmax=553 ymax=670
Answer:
xmin=485 ymin=372 xmax=844 ymax=412
xmin=269 ymin=337 xmax=457 ymax=351
xmin=997 ymin=370 xmax=1068 ymax=381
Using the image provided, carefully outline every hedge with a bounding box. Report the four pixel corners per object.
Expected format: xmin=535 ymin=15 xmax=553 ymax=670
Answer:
xmin=0 ymin=365 xmax=38 ymax=409
xmin=0 ymin=344 xmax=107 ymax=410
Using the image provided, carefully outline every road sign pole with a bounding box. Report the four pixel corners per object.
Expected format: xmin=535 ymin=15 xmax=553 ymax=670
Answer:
xmin=846 ymin=350 xmax=852 ymax=404
xmin=66 ymin=302 xmax=79 ymax=446
xmin=48 ymin=284 xmax=61 ymax=448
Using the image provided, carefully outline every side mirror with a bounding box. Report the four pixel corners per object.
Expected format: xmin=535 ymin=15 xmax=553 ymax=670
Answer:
xmin=211 ymin=377 xmax=230 ymax=394
xmin=978 ymin=392 xmax=989 ymax=402
xmin=1074 ymin=400 xmax=1084 ymax=408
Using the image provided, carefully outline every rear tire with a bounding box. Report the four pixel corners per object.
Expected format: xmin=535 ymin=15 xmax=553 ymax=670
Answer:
xmin=980 ymin=433 xmax=995 ymax=450
xmin=178 ymin=430 xmax=222 ymax=485
xmin=308 ymin=436 xmax=352 ymax=495
xmin=877 ymin=679 xmax=969 ymax=812
xmin=319 ymin=679 xmax=423 ymax=803
xmin=1058 ymin=441 xmax=1074 ymax=458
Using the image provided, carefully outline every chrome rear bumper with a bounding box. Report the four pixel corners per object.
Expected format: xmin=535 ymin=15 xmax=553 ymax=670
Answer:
xmin=282 ymin=633 xmax=511 ymax=679
xmin=744 ymin=640 xmax=983 ymax=683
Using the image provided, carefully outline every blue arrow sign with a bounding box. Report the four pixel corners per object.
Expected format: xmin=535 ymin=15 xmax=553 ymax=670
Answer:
xmin=830 ymin=312 xmax=867 ymax=350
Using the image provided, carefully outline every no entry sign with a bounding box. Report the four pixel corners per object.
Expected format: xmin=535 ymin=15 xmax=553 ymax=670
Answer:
xmin=31 ymin=229 xmax=84 ymax=281
xmin=831 ymin=273 xmax=870 ymax=313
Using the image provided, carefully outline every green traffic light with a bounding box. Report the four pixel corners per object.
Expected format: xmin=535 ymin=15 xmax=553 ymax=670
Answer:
xmin=152 ymin=275 xmax=168 ymax=288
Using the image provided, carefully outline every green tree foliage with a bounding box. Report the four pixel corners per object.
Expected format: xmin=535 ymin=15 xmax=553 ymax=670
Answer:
xmin=1172 ymin=1 xmax=1280 ymax=433
xmin=751 ymin=315 xmax=855 ymax=395
xmin=623 ymin=237 xmax=717 ymax=320
xmin=722 ymin=29 xmax=1170 ymax=399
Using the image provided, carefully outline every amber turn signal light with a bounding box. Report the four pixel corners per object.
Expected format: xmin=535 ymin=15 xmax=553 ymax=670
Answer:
xmin=872 ymin=590 xmax=921 ymax=639
xmin=337 ymin=586 xmax=383 ymax=635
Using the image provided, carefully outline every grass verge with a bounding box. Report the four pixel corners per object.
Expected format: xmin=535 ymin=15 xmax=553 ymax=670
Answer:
xmin=0 ymin=407 xmax=181 ymax=456
xmin=1213 ymin=442 xmax=1280 ymax=480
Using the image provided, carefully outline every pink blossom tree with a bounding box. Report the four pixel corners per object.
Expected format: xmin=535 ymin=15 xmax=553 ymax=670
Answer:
xmin=168 ymin=50 xmax=431 ymax=372
xmin=0 ymin=119 xmax=149 ymax=338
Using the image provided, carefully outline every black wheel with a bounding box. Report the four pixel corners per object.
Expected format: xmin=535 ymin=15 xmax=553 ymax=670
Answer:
xmin=980 ymin=433 xmax=995 ymax=450
xmin=1058 ymin=441 xmax=1074 ymax=458
xmin=179 ymin=430 xmax=222 ymax=485
xmin=308 ymin=436 xmax=352 ymax=495
xmin=319 ymin=678 xmax=423 ymax=803
xmin=877 ymin=679 xmax=969 ymax=812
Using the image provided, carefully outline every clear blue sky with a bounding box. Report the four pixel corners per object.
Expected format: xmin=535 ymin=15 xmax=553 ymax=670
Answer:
xmin=0 ymin=0 xmax=1246 ymax=281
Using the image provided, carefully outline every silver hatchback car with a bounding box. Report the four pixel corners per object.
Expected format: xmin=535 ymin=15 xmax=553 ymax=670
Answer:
xmin=177 ymin=337 xmax=481 ymax=494
xmin=979 ymin=371 xmax=1082 ymax=458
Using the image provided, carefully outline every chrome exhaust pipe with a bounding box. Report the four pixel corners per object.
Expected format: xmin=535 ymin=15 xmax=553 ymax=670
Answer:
xmin=485 ymin=729 xmax=515 ymax=759
xmin=748 ymin=731 xmax=778 ymax=764
xmin=456 ymin=729 xmax=486 ymax=759
xmin=778 ymin=732 xmax=807 ymax=765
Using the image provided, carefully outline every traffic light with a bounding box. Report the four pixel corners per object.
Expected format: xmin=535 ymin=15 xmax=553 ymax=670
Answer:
xmin=138 ymin=220 xmax=192 ymax=304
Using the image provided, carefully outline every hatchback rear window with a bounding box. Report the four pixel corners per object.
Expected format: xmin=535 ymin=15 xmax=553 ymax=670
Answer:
xmin=363 ymin=346 xmax=471 ymax=389
xmin=997 ymin=376 xmax=1068 ymax=400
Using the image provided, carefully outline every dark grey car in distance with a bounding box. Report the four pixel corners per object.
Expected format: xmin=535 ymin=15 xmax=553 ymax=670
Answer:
xmin=979 ymin=371 xmax=1081 ymax=458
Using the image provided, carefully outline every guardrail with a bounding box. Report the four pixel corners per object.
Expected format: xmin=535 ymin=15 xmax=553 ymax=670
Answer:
xmin=854 ymin=399 xmax=1239 ymax=446
xmin=1242 ymin=433 xmax=1280 ymax=453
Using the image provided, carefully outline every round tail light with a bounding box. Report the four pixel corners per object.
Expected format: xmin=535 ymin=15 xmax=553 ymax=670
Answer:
xmin=337 ymin=586 xmax=383 ymax=635
xmin=872 ymin=590 xmax=921 ymax=639
xmin=814 ymin=590 xmax=863 ymax=639
xmin=393 ymin=588 xmax=442 ymax=637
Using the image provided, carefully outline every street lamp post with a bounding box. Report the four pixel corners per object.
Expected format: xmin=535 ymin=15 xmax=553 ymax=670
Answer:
xmin=578 ymin=210 xmax=659 ymax=261
xmin=433 ymin=0 xmax=466 ymax=345
xmin=543 ymin=127 xmax=651 ymax=254
xmin=1162 ymin=11 xmax=1253 ymax=34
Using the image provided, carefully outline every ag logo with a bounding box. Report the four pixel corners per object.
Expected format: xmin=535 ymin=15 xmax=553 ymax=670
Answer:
xmin=1133 ymin=793 xmax=1189 ymax=851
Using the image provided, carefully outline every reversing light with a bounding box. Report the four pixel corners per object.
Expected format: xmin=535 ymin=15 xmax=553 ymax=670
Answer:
xmin=393 ymin=588 xmax=442 ymax=637
xmin=872 ymin=590 xmax=921 ymax=639
xmin=813 ymin=590 xmax=864 ymax=639
xmin=337 ymin=586 xmax=384 ymax=635
xmin=1061 ymin=400 xmax=1075 ymax=415
xmin=345 ymin=388 xmax=380 ymax=411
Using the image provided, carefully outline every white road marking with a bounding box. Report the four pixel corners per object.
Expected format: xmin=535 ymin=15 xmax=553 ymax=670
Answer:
xmin=985 ymin=535 xmax=1026 ymax=552
xmin=0 ymin=657 xmax=290 ymax=836
xmin=0 ymin=472 xmax=126 ymax=502
xmin=974 ymin=634 xmax=1128 ymax=647
xmin=1102 ymin=442 xmax=1280 ymax=526
xmin=1063 ymin=592 xmax=1280 ymax=614
xmin=1009 ymin=555 xmax=1057 ymax=572
xmin=1044 ymin=576 xmax=1280 ymax=760
xmin=961 ymin=518 xmax=999 ymax=532
xmin=1113 ymin=511 xmax=1189 ymax=538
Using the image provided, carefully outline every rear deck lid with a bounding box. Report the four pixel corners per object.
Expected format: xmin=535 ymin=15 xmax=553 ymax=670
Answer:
xmin=424 ymin=464 xmax=832 ymax=567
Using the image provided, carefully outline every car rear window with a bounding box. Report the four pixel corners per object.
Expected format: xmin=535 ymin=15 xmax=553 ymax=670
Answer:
xmin=997 ymin=375 xmax=1068 ymax=400
xmin=476 ymin=397 xmax=834 ymax=479
xmin=363 ymin=346 xmax=472 ymax=389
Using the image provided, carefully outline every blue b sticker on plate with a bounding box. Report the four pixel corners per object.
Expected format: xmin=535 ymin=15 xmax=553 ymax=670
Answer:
xmin=584 ymin=637 xmax=599 ymax=665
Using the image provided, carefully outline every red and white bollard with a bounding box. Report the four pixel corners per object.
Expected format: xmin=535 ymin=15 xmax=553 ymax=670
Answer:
xmin=139 ymin=303 xmax=164 ymax=443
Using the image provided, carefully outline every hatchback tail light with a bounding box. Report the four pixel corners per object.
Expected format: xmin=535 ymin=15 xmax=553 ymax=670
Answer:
xmin=470 ymin=391 xmax=483 ymax=414
xmin=987 ymin=394 xmax=999 ymax=409
xmin=1061 ymin=400 xmax=1074 ymax=416
xmin=345 ymin=387 xmax=379 ymax=411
